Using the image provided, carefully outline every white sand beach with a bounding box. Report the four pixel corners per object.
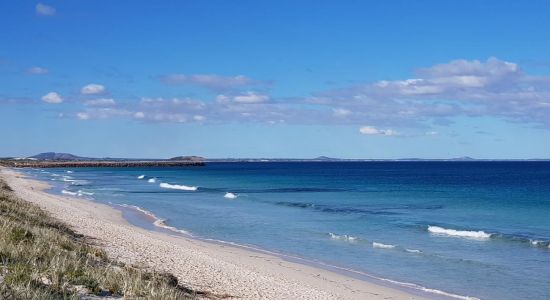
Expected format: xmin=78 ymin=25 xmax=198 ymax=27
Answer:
xmin=0 ymin=167 xmax=427 ymax=300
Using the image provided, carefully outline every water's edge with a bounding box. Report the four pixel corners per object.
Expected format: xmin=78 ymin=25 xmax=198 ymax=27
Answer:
xmin=29 ymin=171 xmax=476 ymax=300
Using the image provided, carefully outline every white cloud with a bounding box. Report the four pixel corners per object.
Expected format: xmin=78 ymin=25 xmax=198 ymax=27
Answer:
xmin=77 ymin=112 xmax=90 ymax=120
xmin=84 ymin=98 xmax=116 ymax=106
xmin=333 ymin=108 xmax=352 ymax=117
xmin=193 ymin=115 xmax=206 ymax=121
xmin=76 ymin=108 xmax=132 ymax=120
xmin=41 ymin=92 xmax=63 ymax=104
xmin=160 ymin=74 xmax=259 ymax=91
xmin=36 ymin=3 xmax=56 ymax=16
xmin=81 ymin=84 xmax=106 ymax=95
xmin=315 ymin=57 xmax=550 ymax=128
xmin=217 ymin=92 xmax=269 ymax=104
xmin=57 ymin=57 xmax=550 ymax=131
xmin=359 ymin=126 xmax=399 ymax=136
xmin=27 ymin=67 xmax=48 ymax=75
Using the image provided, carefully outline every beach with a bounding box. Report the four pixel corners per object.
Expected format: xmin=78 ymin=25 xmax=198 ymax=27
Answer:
xmin=0 ymin=167 xmax=426 ymax=300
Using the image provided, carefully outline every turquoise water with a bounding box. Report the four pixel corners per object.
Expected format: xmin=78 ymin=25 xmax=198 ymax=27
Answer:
xmin=24 ymin=162 xmax=550 ymax=300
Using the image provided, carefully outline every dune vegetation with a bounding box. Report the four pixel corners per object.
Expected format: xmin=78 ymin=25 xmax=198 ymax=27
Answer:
xmin=0 ymin=179 xmax=199 ymax=299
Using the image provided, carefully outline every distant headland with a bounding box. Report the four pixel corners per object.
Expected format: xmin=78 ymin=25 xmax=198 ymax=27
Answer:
xmin=0 ymin=152 xmax=205 ymax=168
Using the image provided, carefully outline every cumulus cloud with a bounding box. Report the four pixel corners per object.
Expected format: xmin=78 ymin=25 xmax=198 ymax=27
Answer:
xmin=76 ymin=112 xmax=90 ymax=120
xmin=315 ymin=57 xmax=550 ymax=128
xmin=159 ymin=74 xmax=259 ymax=91
xmin=84 ymin=98 xmax=116 ymax=106
xmin=333 ymin=108 xmax=352 ymax=117
xmin=27 ymin=67 xmax=48 ymax=75
xmin=359 ymin=126 xmax=399 ymax=136
xmin=63 ymin=58 xmax=550 ymax=133
xmin=41 ymin=92 xmax=63 ymax=104
xmin=216 ymin=91 xmax=269 ymax=104
xmin=36 ymin=3 xmax=56 ymax=16
xmin=76 ymin=108 xmax=131 ymax=121
xmin=81 ymin=84 xmax=106 ymax=95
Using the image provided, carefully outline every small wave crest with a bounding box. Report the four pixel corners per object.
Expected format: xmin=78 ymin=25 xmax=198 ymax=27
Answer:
xmin=329 ymin=232 xmax=357 ymax=242
xmin=116 ymin=204 xmax=190 ymax=235
xmin=66 ymin=170 xmax=73 ymax=174
xmin=61 ymin=190 xmax=78 ymax=196
xmin=224 ymin=192 xmax=238 ymax=199
xmin=137 ymin=175 xmax=145 ymax=179
xmin=372 ymin=242 xmax=396 ymax=249
xmin=428 ymin=226 xmax=492 ymax=240
xmin=160 ymin=182 xmax=197 ymax=191
xmin=77 ymin=190 xmax=94 ymax=196
xmin=530 ymin=239 xmax=550 ymax=248
xmin=148 ymin=178 xmax=156 ymax=183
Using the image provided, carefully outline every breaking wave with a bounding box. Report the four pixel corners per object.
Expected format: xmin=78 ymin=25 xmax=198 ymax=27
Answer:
xmin=61 ymin=190 xmax=78 ymax=196
xmin=148 ymin=178 xmax=156 ymax=183
xmin=530 ymin=239 xmax=550 ymax=248
xmin=372 ymin=242 xmax=396 ymax=249
xmin=160 ymin=182 xmax=197 ymax=191
xmin=428 ymin=226 xmax=492 ymax=240
xmin=116 ymin=204 xmax=190 ymax=235
xmin=77 ymin=190 xmax=94 ymax=196
xmin=137 ymin=175 xmax=145 ymax=179
xmin=224 ymin=192 xmax=238 ymax=199
xmin=328 ymin=233 xmax=357 ymax=242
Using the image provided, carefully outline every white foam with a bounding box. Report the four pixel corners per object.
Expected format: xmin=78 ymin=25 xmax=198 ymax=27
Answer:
xmin=428 ymin=226 xmax=492 ymax=240
xmin=137 ymin=175 xmax=145 ymax=179
xmin=77 ymin=190 xmax=94 ymax=196
xmin=406 ymin=248 xmax=422 ymax=253
xmin=66 ymin=170 xmax=73 ymax=174
xmin=148 ymin=178 xmax=156 ymax=183
xmin=62 ymin=176 xmax=75 ymax=182
xmin=224 ymin=192 xmax=238 ymax=199
xmin=61 ymin=190 xmax=78 ymax=196
xmin=116 ymin=204 xmax=190 ymax=235
xmin=372 ymin=242 xmax=396 ymax=249
xmin=160 ymin=182 xmax=197 ymax=191
xmin=530 ymin=240 xmax=550 ymax=248
xmin=329 ymin=233 xmax=357 ymax=242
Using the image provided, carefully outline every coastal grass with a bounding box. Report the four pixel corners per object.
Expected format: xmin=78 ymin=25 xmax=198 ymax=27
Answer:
xmin=0 ymin=179 xmax=200 ymax=299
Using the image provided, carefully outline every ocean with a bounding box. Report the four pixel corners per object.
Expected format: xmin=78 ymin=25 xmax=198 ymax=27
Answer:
xmin=23 ymin=162 xmax=550 ymax=300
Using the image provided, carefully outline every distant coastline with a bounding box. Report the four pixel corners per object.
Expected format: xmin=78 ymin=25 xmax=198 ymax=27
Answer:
xmin=1 ymin=152 xmax=549 ymax=168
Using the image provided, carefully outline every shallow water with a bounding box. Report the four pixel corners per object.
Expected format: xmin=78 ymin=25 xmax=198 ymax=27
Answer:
xmin=25 ymin=162 xmax=550 ymax=300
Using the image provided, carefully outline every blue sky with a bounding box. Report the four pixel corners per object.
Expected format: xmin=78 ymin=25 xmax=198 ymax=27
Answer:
xmin=1 ymin=0 xmax=550 ymax=159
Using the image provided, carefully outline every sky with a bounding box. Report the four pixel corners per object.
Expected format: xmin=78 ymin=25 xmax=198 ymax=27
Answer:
xmin=1 ymin=0 xmax=550 ymax=159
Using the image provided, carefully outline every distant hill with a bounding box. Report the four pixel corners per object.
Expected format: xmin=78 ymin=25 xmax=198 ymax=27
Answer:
xmin=314 ymin=156 xmax=340 ymax=161
xmin=169 ymin=156 xmax=205 ymax=162
xmin=29 ymin=152 xmax=88 ymax=161
xmin=449 ymin=156 xmax=476 ymax=161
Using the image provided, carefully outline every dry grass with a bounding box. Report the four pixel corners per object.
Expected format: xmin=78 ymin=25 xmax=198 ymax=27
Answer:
xmin=0 ymin=179 xmax=201 ymax=299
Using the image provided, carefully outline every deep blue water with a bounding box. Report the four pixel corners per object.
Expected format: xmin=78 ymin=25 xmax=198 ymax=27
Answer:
xmin=24 ymin=162 xmax=550 ymax=300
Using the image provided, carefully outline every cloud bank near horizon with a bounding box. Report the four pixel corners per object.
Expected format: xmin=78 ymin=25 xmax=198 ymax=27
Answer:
xmin=10 ymin=57 xmax=550 ymax=136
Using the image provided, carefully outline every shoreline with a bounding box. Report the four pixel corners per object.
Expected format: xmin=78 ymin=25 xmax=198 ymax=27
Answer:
xmin=1 ymin=167 xmax=449 ymax=300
